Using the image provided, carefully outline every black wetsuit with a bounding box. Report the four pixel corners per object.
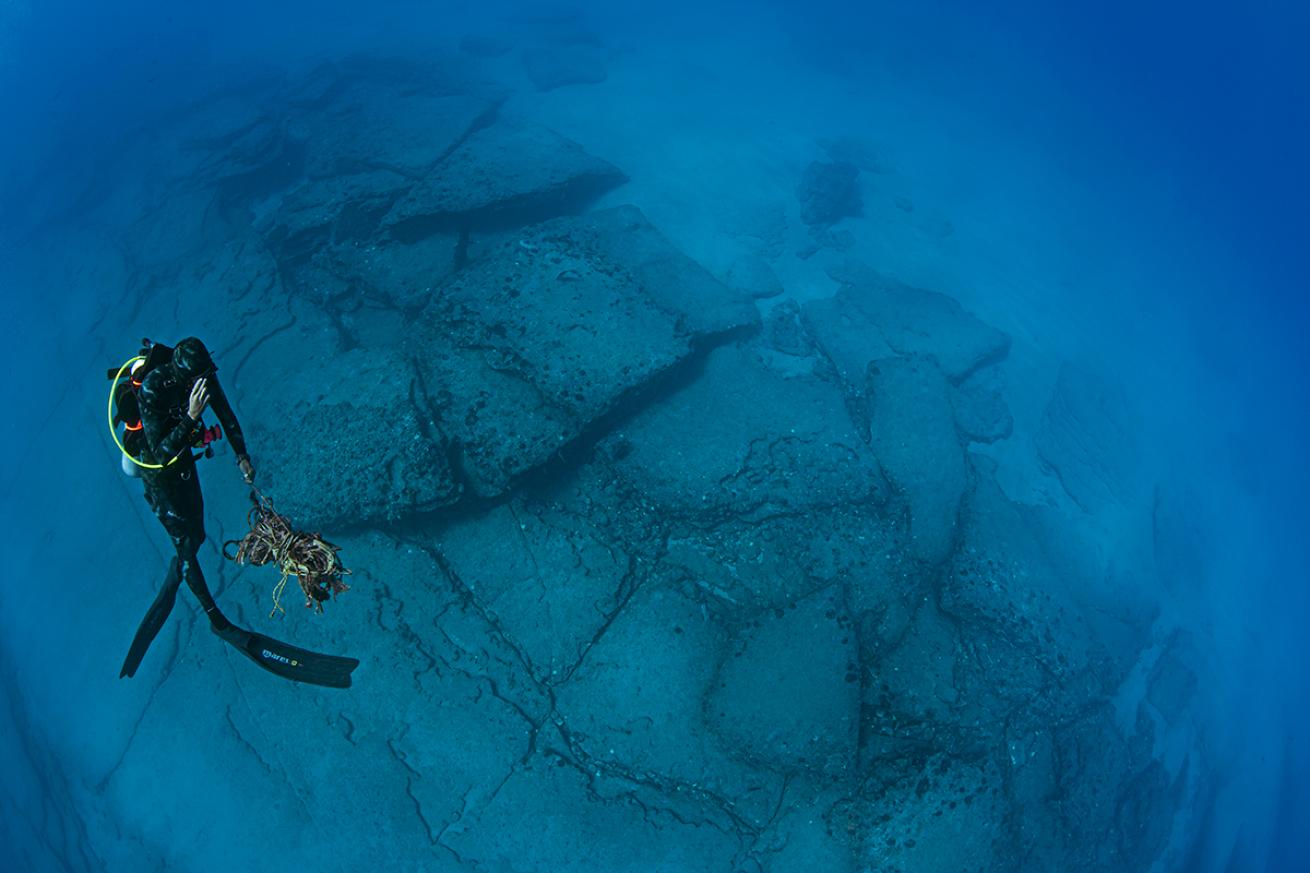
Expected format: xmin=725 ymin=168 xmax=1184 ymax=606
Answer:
xmin=138 ymin=364 xmax=248 ymax=631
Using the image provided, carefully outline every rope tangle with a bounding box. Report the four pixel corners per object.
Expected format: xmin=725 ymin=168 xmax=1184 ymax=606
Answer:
xmin=224 ymin=489 xmax=351 ymax=617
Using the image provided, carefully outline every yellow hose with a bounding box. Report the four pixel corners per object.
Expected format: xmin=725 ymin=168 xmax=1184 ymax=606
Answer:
xmin=107 ymin=355 xmax=175 ymax=470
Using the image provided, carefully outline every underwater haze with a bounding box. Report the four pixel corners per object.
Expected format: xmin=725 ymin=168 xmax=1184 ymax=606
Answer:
xmin=2 ymin=0 xmax=1308 ymax=870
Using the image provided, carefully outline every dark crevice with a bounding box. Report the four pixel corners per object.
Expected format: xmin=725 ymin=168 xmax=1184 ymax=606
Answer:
xmin=386 ymin=170 xmax=626 ymax=245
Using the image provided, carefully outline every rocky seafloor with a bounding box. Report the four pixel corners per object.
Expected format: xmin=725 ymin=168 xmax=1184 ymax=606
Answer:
xmin=18 ymin=42 xmax=1212 ymax=873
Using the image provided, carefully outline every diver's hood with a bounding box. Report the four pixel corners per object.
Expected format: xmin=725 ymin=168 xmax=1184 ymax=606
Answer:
xmin=172 ymin=337 xmax=215 ymax=380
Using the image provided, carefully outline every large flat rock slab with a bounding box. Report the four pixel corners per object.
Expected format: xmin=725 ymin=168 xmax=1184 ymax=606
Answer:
xmin=406 ymin=206 xmax=758 ymax=498
xmin=256 ymin=92 xmax=498 ymax=263
xmin=250 ymin=206 xmax=755 ymax=521
xmin=951 ymin=362 xmax=1014 ymax=443
xmin=804 ymin=263 xmax=1011 ymax=385
xmin=214 ymin=292 xmax=456 ymax=531
xmin=384 ymin=118 xmax=627 ymax=237
xmin=941 ymin=458 xmax=1154 ymax=721
xmin=251 ymin=345 xmax=458 ymax=530
xmin=258 ymin=169 xmax=411 ymax=266
xmin=706 ymin=587 xmax=859 ymax=776
xmin=867 ymin=355 xmax=968 ymax=565
xmin=552 ymin=586 xmax=784 ymax=827
xmin=586 ymin=206 xmax=759 ymax=335
xmin=606 ymin=341 xmax=884 ymax=519
xmin=300 ymin=90 xmax=499 ymax=180
xmin=442 ymin=747 xmax=740 ymax=871
xmin=436 ymin=500 xmax=633 ymax=684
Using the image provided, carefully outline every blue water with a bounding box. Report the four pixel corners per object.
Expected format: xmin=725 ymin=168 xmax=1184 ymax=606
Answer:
xmin=2 ymin=1 xmax=1307 ymax=870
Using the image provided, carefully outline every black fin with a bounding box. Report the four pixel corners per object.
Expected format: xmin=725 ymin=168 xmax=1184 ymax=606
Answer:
xmin=214 ymin=625 xmax=359 ymax=689
xmin=120 ymin=558 xmax=182 ymax=679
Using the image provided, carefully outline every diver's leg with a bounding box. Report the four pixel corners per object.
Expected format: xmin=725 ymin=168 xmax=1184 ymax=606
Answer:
xmin=153 ymin=471 xmax=231 ymax=631
xmin=178 ymin=542 xmax=232 ymax=631
xmin=119 ymin=556 xmax=182 ymax=678
xmin=120 ymin=482 xmax=192 ymax=679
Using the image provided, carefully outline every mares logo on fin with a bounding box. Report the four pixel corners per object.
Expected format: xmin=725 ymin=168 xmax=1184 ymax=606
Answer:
xmin=261 ymin=648 xmax=299 ymax=667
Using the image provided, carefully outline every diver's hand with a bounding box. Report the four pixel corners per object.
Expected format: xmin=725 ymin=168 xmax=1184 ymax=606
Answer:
xmin=188 ymin=377 xmax=210 ymax=420
xmin=238 ymin=456 xmax=256 ymax=484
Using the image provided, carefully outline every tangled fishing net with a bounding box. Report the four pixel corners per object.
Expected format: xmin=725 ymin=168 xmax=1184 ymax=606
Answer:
xmin=224 ymin=489 xmax=351 ymax=616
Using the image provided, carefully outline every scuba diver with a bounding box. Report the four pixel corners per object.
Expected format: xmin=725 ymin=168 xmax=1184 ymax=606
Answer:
xmin=113 ymin=337 xmax=358 ymax=688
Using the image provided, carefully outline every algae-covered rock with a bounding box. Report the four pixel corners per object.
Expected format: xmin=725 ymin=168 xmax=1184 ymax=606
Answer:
xmin=856 ymin=757 xmax=1008 ymax=873
xmin=797 ymin=159 xmax=862 ymax=227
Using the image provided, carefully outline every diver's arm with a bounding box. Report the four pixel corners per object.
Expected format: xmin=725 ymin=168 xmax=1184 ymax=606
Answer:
xmin=206 ymin=377 xmax=249 ymax=460
xmin=139 ymin=373 xmax=201 ymax=463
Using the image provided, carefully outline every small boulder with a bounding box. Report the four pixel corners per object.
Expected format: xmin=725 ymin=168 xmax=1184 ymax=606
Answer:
xmin=817 ymin=134 xmax=884 ymax=173
xmin=951 ymin=363 xmax=1013 ymax=443
xmin=763 ymin=300 xmax=813 ymax=357
xmin=797 ymin=160 xmax=862 ymax=227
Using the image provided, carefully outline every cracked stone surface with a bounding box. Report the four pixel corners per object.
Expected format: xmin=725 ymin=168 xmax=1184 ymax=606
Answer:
xmin=255 ymin=345 xmax=458 ymax=529
xmin=300 ymin=91 xmax=499 ymax=180
xmin=605 ymin=340 xmax=885 ymax=520
xmin=435 ymin=499 xmax=634 ymax=684
xmin=399 ymin=205 xmax=758 ymax=500
xmin=554 ymin=583 xmax=786 ymax=827
xmin=706 ymin=587 xmax=859 ymax=776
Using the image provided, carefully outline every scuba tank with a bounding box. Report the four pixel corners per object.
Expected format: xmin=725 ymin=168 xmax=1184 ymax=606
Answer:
xmin=108 ymin=342 xmax=159 ymax=477
xmin=108 ymin=338 xmax=224 ymax=476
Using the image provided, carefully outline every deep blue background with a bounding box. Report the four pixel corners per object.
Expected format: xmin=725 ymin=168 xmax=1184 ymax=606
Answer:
xmin=2 ymin=0 xmax=1307 ymax=868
